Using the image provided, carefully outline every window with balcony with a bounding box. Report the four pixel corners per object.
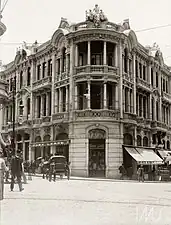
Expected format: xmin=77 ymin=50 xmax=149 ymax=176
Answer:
xmin=156 ymin=72 xmax=158 ymax=88
xmin=42 ymin=62 xmax=46 ymax=78
xmin=91 ymin=54 xmax=102 ymax=65
xmin=47 ymin=92 xmax=51 ymax=116
xmin=57 ymin=58 xmax=60 ymax=75
xmin=166 ymin=80 xmax=168 ymax=93
xmin=143 ymin=65 xmax=146 ymax=80
xmin=37 ymin=65 xmax=41 ymax=80
xmin=79 ymin=54 xmax=83 ymax=66
xmin=48 ymin=59 xmax=52 ymax=76
xmin=20 ymin=71 xmax=23 ymax=89
xmin=156 ymin=101 xmax=159 ymax=121
xmin=151 ymin=68 xmax=153 ymax=86
xmin=139 ymin=63 xmax=142 ymax=79
xmin=163 ymin=78 xmax=165 ymax=92
xmin=37 ymin=96 xmax=41 ymax=118
xmin=62 ymin=87 xmax=66 ymax=112
xmin=124 ymin=49 xmax=128 ymax=73
xmin=27 ymin=67 xmax=31 ymax=86
xmin=27 ymin=98 xmax=30 ymax=118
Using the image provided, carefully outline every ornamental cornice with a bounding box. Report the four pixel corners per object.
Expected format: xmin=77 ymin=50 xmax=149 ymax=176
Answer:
xmin=68 ymin=29 xmax=121 ymax=44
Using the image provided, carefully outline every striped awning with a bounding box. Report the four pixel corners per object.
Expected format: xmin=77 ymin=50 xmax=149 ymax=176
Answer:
xmin=125 ymin=147 xmax=164 ymax=165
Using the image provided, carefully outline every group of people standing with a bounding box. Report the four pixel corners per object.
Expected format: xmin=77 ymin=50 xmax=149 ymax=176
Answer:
xmin=0 ymin=148 xmax=25 ymax=201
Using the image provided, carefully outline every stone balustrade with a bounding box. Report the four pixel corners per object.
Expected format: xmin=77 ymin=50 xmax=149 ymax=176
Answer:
xmin=33 ymin=76 xmax=52 ymax=89
xmin=52 ymin=112 xmax=69 ymax=121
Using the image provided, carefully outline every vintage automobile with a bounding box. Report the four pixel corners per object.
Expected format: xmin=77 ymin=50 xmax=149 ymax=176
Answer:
xmin=48 ymin=155 xmax=70 ymax=181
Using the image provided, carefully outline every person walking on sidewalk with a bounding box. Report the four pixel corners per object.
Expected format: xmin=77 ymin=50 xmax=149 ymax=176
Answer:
xmin=0 ymin=149 xmax=7 ymax=200
xmin=10 ymin=150 xmax=24 ymax=192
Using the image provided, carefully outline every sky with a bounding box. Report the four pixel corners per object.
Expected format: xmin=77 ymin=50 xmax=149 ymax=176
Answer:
xmin=0 ymin=0 xmax=171 ymax=66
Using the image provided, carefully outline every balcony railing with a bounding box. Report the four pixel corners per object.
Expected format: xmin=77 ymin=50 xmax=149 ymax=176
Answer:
xmin=123 ymin=112 xmax=137 ymax=120
xmin=33 ymin=76 xmax=52 ymax=88
xmin=74 ymin=109 xmax=120 ymax=120
xmin=75 ymin=65 xmax=117 ymax=75
xmin=52 ymin=112 xmax=69 ymax=121
xmin=136 ymin=78 xmax=150 ymax=89
xmin=163 ymin=92 xmax=171 ymax=102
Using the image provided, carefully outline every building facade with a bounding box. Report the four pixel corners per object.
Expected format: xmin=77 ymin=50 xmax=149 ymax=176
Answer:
xmin=1 ymin=5 xmax=171 ymax=178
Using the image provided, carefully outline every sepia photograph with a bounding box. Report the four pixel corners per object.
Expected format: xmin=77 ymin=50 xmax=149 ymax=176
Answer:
xmin=0 ymin=0 xmax=171 ymax=224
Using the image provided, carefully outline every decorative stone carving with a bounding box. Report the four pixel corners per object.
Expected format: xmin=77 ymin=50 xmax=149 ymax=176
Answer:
xmin=86 ymin=4 xmax=108 ymax=28
xmin=88 ymin=129 xmax=106 ymax=139
xmin=44 ymin=126 xmax=51 ymax=135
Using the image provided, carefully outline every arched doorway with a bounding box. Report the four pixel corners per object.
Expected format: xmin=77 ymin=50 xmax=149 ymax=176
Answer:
xmin=35 ymin=136 xmax=42 ymax=160
xmin=123 ymin=133 xmax=133 ymax=145
xmin=88 ymin=129 xmax=106 ymax=177
xmin=55 ymin=133 xmax=69 ymax=162
xmin=43 ymin=135 xmax=51 ymax=159
xmin=143 ymin=136 xmax=148 ymax=147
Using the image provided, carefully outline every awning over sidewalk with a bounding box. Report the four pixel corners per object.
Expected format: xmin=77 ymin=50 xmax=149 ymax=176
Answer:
xmin=125 ymin=147 xmax=164 ymax=165
xmin=158 ymin=150 xmax=171 ymax=164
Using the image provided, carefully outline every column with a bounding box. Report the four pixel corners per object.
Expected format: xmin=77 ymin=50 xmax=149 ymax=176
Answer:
xmin=23 ymin=96 xmax=27 ymax=120
xmin=114 ymin=44 xmax=118 ymax=67
xmin=119 ymin=41 xmax=123 ymax=118
xmin=55 ymin=89 xmax=59 ymax=113
xmin=66 ymin=85 xmax=69 ymax=111
xmin=51 ymin=54 xmax=56 ymax=114
xmin=130 ymin=90 xmax=133 ymax=113
xmin=59 ymin=88 xmax=62 ymax=112
xmin=75 ymin=44 xmax=78 ymax=67
xmin=115 ymin=84 xmax=119 ymax=110
xmin=75 ymin=83 xmax=78 ymax=110
xmin=41 ymin=95 xmax=44 ymax=117
xmin=103 ymin=82 xmax=107 ymax=109
xmin=60 ymin=56 xmax=63 ymax=79
xmin=169 ymin=104 xmax=171 ymax=125
xmin=153 ymin=98 xmax=156 ymax=121
xmin=149 ymin=94 xmax=152 ymax=120
xmin=69 ymin=41 xmax=74 ymax=119
xmin=133 ymin=52 xmax=137 ymax=114
xmin=66 ymin=54 xmax=69 ymax=76
xmin=122 ymin=86 xmax=125 ymax=112
xmin=153 ymin=68 xmax=156 ymax=88
xmin=103 ymin=41 xmax=107 ymax=65
xmin=141 ymin=95 xmax=144 ymax=117
xmin=148 ymin=63 xmax=151 ymax=85
xmin=127 ymin=89 xmax=130 ymax=112
xmin=137 ymin=94 xmax=139 ymax=116
xmin=30 ymin=60 xmax=35 ymax=120
xmin=87 ymin=80 xmax=91 ymax=109
xmin=87 ymin=41 xmax=91 ymax=65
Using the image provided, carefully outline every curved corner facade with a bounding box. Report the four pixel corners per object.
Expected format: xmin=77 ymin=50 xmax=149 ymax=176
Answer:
xmin=1 ymin=5 xmax=171 ymax=178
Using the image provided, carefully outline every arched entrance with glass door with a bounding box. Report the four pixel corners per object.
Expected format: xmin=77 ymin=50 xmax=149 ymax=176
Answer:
xmin=55 ymin=133 xmax=69 ymax=162
xmin=88 ymin=129 xmax=106 ymax=177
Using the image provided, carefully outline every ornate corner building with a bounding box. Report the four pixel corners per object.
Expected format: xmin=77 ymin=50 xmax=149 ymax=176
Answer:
xmin=1 ymin=5 xmax=171 ymax=178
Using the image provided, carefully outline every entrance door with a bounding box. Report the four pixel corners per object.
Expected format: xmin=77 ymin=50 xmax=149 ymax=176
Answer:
xmin=89 ymin=139 xmax=105 ymax=177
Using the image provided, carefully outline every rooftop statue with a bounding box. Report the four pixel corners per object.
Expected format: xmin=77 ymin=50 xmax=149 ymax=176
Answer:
xmin=86 ymin=4 xmax=108 ymax=28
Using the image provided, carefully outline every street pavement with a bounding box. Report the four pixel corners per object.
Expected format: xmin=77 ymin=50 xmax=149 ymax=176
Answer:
xmin=0 ymin=177 xmax=171 ymax=225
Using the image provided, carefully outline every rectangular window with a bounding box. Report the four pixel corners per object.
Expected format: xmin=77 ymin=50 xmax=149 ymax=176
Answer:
xmin=139 ymin=63 xmax=142 ymax=78
xmin=20 ymin=71 xmax=23 ymax=89
xmin=57 ymin=59 xmax=60 ymax=75
xmin=37 ymin=65 xmax=41 ymax=80
xmin=27 ymin=67 xmax=31 ymax=86
xmin=166 ymin=80 xmax=168 ymax=93
xmin=151 ymin=68 xmax=153 ymax=86
xmin=163 ymin=79 xmax=165 ymax=92
xmin=135 ymin=60 xmax=138 ymax=77
xmin=42 ymin=62 xmax=46 ymax=78
xmin=79 ymin=54 xmax=83 ymax=66
xmin=48 ymin=59 xmax=52 ymax=76
xmin=143 ymin=65 xmax=146 ymax=80
xmin=156 ymin=72 xmax=158 ymax=88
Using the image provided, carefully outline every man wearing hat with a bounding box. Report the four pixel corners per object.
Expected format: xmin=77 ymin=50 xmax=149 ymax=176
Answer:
xmin=10 ymin=150 xmax=24 ymax=192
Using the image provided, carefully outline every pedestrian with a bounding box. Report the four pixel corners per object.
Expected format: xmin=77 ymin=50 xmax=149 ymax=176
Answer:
xmin=0 ymin=149 xmax=7 ymax=200
xmin=119 ymin=164 xmax=126 ymax=180
xmin=10 ymin=150 xmax=24 ymax=192
xmin=137 ymin=165 xmax=144 ymax=182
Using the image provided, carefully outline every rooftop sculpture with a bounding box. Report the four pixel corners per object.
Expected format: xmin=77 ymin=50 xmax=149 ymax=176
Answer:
xmin=86 ymin=4 xmax=108 ymax=28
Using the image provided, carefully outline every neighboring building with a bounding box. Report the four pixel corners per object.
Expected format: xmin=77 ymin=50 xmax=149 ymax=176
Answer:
xmin=0 ymin=5 xmax=171 ymax=178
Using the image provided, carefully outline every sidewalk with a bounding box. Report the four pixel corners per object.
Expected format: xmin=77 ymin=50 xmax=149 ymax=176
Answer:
xmin=26 ymin=173 xmax=170 ymax=183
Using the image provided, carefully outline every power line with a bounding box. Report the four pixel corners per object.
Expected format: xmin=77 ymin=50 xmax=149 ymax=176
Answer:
xmin=135 ymin=24 xmax=171 ymax=32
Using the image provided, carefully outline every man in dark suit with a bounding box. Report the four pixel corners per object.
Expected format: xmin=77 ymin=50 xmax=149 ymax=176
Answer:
xmin=10 ymin=150 xmax=24 ymax=192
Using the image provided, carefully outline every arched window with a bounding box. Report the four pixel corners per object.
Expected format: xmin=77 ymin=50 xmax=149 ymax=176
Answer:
xmin=124 ymin=49 xmax=128 ymax=73
xmin=123 ymin=133 xmax=133 ymax=145
xmin=62 ymin=48 xmax=66 ymax=72
xmin=137 ymin=135 xmax=141 ymax=146
xmin=143 ymin=136 xmax=148 ymax=147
